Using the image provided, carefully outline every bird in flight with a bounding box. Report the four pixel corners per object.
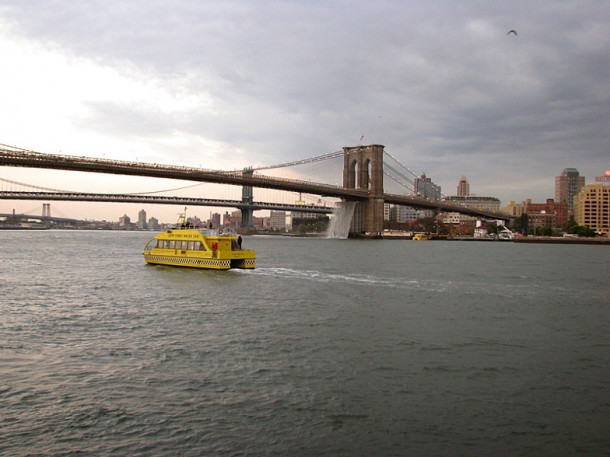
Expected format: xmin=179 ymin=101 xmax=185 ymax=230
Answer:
xmin=507 ymin=30 xmax=517 ymax=36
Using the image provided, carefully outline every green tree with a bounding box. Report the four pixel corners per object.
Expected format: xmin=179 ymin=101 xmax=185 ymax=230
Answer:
xmin=538 ymin=226 xmax=553 ymax=236
xmin=563 ymin=218 xmax=579 ymax=234
xmin=576 ymin=225 xmax=596 ymax=237
xmin=511 ymin=216 xmax=526 ymax=234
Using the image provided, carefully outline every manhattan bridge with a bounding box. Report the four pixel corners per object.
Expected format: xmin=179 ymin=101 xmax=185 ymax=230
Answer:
xmin=0 ymin=143 xmax=507 ymax=237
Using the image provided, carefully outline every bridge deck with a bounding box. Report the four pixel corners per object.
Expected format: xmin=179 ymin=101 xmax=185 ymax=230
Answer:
xmin=0 ymin=145 xmax=510 ymax=220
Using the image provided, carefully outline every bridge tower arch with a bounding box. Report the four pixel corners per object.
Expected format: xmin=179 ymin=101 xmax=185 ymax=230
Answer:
xmin=343 ymin=144 xmax=385 ymax=237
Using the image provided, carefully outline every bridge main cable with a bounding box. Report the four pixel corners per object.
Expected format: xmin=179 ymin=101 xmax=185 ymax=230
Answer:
xmin=250 ymin=150 xmax=343 ymax=171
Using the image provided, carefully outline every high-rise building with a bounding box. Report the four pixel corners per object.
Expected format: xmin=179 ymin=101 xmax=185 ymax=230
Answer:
xmin=137 ymin=209 xmax=147 ymax=229
xmin=209 ymin=212 xmax=221 ymax=228
xmin=555 ymin=168 xmax=585 ymax=217
xmin=457 ymin=175 xmax=470 ymax=197
xmin=574 ymin=183 xmax=609 ymax=234
xmin=148 ymin=217 xmax=160 ymax=230
xmin=415 ymin=173 xmax=441 ymax=200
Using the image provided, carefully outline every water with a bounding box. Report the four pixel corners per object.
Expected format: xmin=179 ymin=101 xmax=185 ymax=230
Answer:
xmin=327 ymin=201 xmax=356 ymax=239
xmin=1 ymin=231 xmax=608 ymax=456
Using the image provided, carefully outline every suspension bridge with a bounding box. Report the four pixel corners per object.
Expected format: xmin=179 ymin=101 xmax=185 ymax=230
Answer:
xmin=0 ymin=143 xmax=509 ymax=236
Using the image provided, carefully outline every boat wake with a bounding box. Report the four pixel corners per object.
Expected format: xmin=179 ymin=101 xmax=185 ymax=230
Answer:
xmin=247 ymin=267 xmax=424 ymax=289
xmin=243 ymin=267 xmax=549 ymax=297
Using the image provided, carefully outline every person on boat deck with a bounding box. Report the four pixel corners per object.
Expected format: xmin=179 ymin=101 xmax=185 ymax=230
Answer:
xmin=238 ymin=236 xmax=242 ymax=249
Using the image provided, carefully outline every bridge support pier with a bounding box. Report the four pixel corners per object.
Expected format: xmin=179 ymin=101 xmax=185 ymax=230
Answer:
xmin=240 ymin=167 xmax=254 ymax=228
xmin=343 ymin=145 xmax=385 ymax=237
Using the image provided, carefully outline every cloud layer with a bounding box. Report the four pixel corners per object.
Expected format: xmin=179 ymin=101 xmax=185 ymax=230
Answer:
xmin=0 ymin=0 xmax=608 ymax=219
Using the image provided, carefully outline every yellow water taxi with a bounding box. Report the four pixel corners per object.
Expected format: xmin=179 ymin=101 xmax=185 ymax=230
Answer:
xmin=412 ymin=233 xmax=429 ymax=241
xmin=143 ymin=211 xmax=255 ymax=270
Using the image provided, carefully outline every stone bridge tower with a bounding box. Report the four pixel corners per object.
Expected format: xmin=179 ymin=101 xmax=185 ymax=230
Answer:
xmin=240 ymin=167 xmax=254 ymax=228
xmin=343 ymin=144 xmax=385 ymax=237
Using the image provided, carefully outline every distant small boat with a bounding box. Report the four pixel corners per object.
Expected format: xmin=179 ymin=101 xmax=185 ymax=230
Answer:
xmin=143 ymin=210 xmax=255 ymax=270
xmin=412 ymin=233 xmax=429 ymax=241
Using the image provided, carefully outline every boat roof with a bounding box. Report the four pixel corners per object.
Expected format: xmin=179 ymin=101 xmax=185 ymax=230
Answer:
xmin=154 ymin=227 xmax=239 ymax=240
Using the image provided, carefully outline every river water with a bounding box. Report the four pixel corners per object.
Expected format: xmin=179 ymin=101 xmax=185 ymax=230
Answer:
xmin=1 ymin=230 xmax=608 ymax=456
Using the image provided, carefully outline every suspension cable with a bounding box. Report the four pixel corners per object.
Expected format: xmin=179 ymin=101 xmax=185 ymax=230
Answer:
xmin=0 ymin=177 xmax=206 ymax=195
xmin=251 ymin=150 xmax=343 ymax=171
xmin=383 ymin=162 xmax=416 ymax=188
xmin=383 ymin=150 xmax=420 ymax=179
xmin=383 ymin=172 xmax=415 ymax=193
xmin=0 ymin=177 xmax=71 ymax=193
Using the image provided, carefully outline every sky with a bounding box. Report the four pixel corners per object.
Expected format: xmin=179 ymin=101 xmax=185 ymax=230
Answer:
xmin=0 ymin=0 xmax=608 ymax=222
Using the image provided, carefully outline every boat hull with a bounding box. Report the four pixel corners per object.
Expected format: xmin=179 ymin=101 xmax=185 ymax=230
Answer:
xmin=144 ymin=252 xmax=255 ymax=270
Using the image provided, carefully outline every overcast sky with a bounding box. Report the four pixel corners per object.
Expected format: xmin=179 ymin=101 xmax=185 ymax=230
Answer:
xmin=0 ymin=0 xmax=608 ymax=221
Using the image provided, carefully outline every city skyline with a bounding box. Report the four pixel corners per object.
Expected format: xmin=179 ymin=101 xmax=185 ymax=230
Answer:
xmin=0 ymin=1 xmax=608 ymax=221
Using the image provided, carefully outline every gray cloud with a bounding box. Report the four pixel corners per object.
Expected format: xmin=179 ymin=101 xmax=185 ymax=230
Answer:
xmin=1 ymin=0 xmax=608 ymax=204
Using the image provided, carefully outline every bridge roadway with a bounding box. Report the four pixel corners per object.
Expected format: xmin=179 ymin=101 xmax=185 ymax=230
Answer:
xmin=0 ymin=213 xmax=79 ymax=224
xmin=0 ymin=191 xmax=333 ymax=214
xmin=0 ymin=146 xmax=510 ymax=220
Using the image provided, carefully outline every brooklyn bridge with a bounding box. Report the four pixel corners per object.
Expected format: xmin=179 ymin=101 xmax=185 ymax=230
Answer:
xmin=0 ymin=143 xmax=509 ymax=237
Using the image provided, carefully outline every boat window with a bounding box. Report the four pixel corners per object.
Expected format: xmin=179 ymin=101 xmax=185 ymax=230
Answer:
xmin=187 ymin=241 xmax=195 ymax=250
xmin=169 ymin=240 xmax=176 ymax=249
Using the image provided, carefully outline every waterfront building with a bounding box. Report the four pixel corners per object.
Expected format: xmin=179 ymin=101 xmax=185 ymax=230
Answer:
xmin=555 ymin=168 xmax=585 ymax=217
xmin=416 ymin=209 xmax=435 ymax=219
xmin=186 ymin=215 xmax=204 ymax=227
xmin=389 ymin=205 xmax=419 ymax=223
xmin=119 ymin=214 xmax=134 ymax=229
xmin=524 ymin=199 xmax=568 ymax=229
xmin=574 ymin=183 xmax=610 ymax=234
xmin=209 ymin=212 xmax=221 ymax=228
xmin=137 ymin=209 xmax=147 ymax=229
xmin=415 ymin=173 xmax=442 ymax=200
xmin=148 ymin=217 xmax=160 ymax=230
xmin=290 ymin=210 xmax=325 ymax=231
xmin=502 ymin=199 xmax=567 ymax=230
xmin=439 ymin=212 xmax=461 ymax=225
xmin=223 ymin=210 xmax=242 ymax=228
xmin=441 ymin=196 xmax=501 ymax=224
xmin=457 ymin=175 xmax=470 ymax=197
xmin=443 ymin=196 xmax=501 ymax=212
xmin=501 ymin=201 xmax=525 ymax=218
xmin=384 ymin=203 xmax=391 ymax=221
xmin=270 ymin=211 xmax=287 ymax=230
